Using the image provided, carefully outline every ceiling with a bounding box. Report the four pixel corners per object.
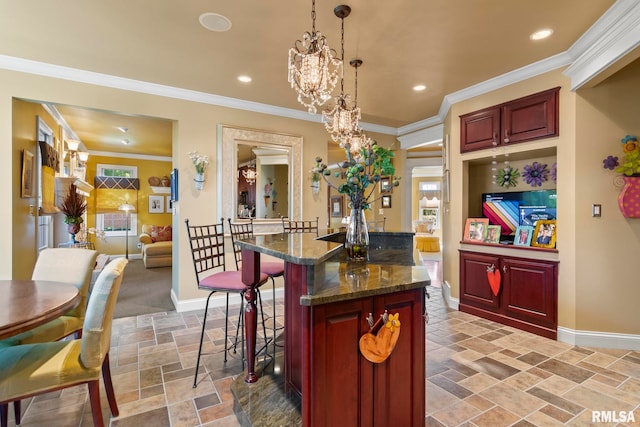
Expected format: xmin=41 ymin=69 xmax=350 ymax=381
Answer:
xmin=0 ymin=0 xmax=617 ymax=157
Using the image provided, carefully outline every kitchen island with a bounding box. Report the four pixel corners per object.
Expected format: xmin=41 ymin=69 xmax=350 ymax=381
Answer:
xmin=232 ymin=232 xmax=429 ymax=427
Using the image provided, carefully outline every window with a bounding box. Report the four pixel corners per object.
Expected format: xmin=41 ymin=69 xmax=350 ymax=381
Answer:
xmin=96 ymin=164 xmax=138 ymax=237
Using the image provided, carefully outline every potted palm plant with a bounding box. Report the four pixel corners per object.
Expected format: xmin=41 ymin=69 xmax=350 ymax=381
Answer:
xmin=59 ymin=183 xmax=87 ymax=243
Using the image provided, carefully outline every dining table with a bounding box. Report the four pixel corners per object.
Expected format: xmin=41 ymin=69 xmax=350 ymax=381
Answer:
xmin=0 ymin=279 xmax=80 ymax=340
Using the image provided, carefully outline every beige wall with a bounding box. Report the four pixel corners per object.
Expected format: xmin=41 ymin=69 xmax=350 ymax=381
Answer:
xmin=4 ymin=68 xmax=402 ymax=304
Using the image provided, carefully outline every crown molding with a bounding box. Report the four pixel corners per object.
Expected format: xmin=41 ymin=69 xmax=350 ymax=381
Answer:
xmin=563 ymin=0 xmax=640 ymax=90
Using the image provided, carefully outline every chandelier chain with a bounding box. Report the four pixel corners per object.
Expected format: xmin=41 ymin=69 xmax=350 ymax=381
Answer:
xmin=311 ymin=0 xmax=316 ymax=33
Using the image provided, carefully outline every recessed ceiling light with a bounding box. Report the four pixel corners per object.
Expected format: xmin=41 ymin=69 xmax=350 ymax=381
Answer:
xmin=121 ymin=139 xmax=130 ymax=145
xmin=413 ymin=84 xmax=427 ymax=92
xmin=117 ymin=126 xmax=128 ymax=133
xmin=530 ymin=29 xmax=553 ymax=41
xmin=199 ymin=13 xmax=232 ymax=32
xmin=238 ymin=75 xmax=252 ymax=83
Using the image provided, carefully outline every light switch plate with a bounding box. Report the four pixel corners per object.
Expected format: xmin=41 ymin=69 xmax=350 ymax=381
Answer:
xmin=592 ymin=204 xmax=601 ymax=217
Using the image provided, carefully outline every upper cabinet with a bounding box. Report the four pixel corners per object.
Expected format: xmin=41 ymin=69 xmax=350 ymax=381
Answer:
xmin=460 ymin=87 xmax=560 ymax=153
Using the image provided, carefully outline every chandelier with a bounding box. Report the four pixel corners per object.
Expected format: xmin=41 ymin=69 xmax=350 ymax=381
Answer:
xmin=322 ymin=5 xmax=360 ymax=143
xmin=341 ymin=59 xmax=372 ymax=156
xmin=288 ymin=0 xmax=342 ymax=114
xmin=242 ymin=159 xmax=258 ymax=185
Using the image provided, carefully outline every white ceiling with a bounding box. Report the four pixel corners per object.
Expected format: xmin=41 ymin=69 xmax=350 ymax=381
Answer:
xmin=0 ymin=0 xmax=623 ymax=157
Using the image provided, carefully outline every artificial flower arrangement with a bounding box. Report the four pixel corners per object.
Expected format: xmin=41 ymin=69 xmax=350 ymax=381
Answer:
xmin=188 ymin=151 xmax=210 ymax=174
xmin=602 ymin=135 xmax=640 ymax=176
xmin=312 ymin=141 xmax=400 ymax=210
xmin=522 ymin=161 xmax=550 ymax=187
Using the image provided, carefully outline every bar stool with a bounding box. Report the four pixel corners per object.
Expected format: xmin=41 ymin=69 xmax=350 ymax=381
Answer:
xmin=228 ymin=218 xmax=284 ymax=345
xmin=185 ymin=219 xmax=270 ymax=388
xmin=281 ymin=216 xmax=319 ymax=235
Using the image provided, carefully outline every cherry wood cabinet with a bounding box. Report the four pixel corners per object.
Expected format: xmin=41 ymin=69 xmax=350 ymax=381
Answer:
xmin=285 ymin=259 xmax=426 ymax=427
xmin=459 ymin=250 xmax=558 ymax=339
xmin=460 ymin=87 xmax=560 ymax=153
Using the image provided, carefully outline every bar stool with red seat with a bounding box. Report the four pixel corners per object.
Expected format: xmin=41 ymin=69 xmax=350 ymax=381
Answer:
xmin=185 ymin=219 xmax=270 ymax=388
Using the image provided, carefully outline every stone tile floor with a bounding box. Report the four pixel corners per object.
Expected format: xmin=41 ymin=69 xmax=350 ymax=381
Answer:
xmin=5 ymin=255 xmax=640 ymax=426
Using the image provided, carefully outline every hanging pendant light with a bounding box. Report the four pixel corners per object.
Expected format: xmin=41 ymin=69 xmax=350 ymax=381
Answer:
xmin=342 ymin=59 xmax=371 ymax=157
xmin=323 ymin=5 xmax=360 ymax=143
xmin=288 ymin=0 xmax=342 ymax=114
xmin=242 ymin=151 xmax=258 ymax=185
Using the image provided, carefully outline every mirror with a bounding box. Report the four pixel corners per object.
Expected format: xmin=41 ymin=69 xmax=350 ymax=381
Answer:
xmin=218 ymin=125 xmax=302 ymax=226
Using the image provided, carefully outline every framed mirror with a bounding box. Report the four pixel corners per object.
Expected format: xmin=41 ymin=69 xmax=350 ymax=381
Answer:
xmin=218 ymin=125 xmax=302 ymax=226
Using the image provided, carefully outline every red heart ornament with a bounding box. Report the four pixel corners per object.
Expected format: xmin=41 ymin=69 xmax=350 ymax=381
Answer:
xmin=487 ymin=269 xmax=501 ymax=296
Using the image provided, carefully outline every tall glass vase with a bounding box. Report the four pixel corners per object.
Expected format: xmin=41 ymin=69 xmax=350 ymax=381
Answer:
xmin=345 ymin=208 xmax=369 ymax=262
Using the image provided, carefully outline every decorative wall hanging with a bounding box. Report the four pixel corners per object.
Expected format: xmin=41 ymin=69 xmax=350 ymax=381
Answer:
xmin=188 ymin=151 xmax=209 ymax=191
xmin=486 ymin=264 xmax=501 ymax=296
xmin=496 ymin=166 xmax=519 ymax=188
xmin=602 ymin=135 xmax=640 ymax=217
xmin=359 ymin=310 xmax=401 ymax=364
xmin=522 ymin=161 xmax=549 ymax=187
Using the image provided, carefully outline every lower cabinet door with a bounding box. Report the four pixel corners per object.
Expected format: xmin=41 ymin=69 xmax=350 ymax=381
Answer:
xmin=501 ymin=256 xmax=558 ymax=330
xmin=460 ymin=251 xmax=501 ymax=310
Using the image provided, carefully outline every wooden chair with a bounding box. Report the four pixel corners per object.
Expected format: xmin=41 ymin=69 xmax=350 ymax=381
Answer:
xmin=185 ymin=219 xmax=270 ymax=388
xmin=0 ymin=248 xmax=98 ymax=424
xmin=228 ymin=218 xmax=285 ymax=345
xmin=368 ymin=217 xmax=387 ymax=232
xmin=281 ymin=216 xmax=319 ymax=235
xmin=0 ymin=257 xmax=128 ymax=427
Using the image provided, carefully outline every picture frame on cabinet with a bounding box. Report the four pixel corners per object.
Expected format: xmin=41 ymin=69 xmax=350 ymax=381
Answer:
xmin=149 ymin=195 xmax=164 ymax=213
xmin=484 ymin=225 xmax=501 ymax=244
xmin=514 ymin=225 xmax=534 ymax=246
xmin=532 ymin=220 xmax=556 ymax=248
xmin=463 ymin=218 xmax=489 ymax=242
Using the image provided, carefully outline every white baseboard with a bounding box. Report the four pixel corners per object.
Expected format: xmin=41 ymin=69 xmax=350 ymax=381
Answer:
xmin=438 ymin=282 xmax=640 ymax=350
xmin=441 ymin=280 xmax=459 ymax=310
xmin=557 ymin=327 xmax=640 ymax=350
xmin=172 ymin=286 xmax=285 ymax=313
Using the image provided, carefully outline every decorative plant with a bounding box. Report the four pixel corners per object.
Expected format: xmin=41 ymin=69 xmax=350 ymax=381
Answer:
xmin=313 ymin=142 xmax=400 ymax=210
xmin=59 ymin=183 xmax=86 ymax=224
xmin=188 ymin=151 xmax=210 ymax=174
xmin=496 ymin=166 xmax=520 ymax=188
xmin=522 ymin=161 xmax=549 ymax=187
xmin=602 ymin=135 xmax=640 ymax=176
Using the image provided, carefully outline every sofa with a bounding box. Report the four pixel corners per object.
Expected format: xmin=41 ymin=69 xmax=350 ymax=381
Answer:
xmin=139 ymin=224 xmax=172 ymax=268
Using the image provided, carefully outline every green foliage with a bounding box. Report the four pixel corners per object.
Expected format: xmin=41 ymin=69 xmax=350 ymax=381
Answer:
xmin=314 ymin=142 xmax=401 ymax=210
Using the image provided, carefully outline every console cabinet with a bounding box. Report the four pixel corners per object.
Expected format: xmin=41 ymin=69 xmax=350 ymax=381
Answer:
xmin=459 ymin=250 xmax=558 ymax=339
xmin=460 ymin=87 xmax=560 ymax=153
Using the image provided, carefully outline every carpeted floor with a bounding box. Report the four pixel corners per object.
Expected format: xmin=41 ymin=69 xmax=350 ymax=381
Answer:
xmin=113 ymin=258 xmax=174 ymax=318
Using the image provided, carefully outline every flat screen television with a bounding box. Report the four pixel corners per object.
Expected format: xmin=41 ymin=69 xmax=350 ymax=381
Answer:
xmin=482 ymin=190 xmax=556 ymax=238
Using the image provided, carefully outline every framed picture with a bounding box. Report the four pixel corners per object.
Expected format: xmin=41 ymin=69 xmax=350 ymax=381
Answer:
xmin=381 ymin=194 xmax=392 ymax=208
xmin=380 ymin=176 xmax=393 ymax=194
xmin=531 ymin=220 xmax=557 ymax=248
xmin=149 ymin=195 xmax=164 ymax=213
xmin=514 ymin=225 xmax=534 ymax=246
xmin=166 ymin=196 xmax=172 ymax=213
xmin=463 ymin=218 xmax=489 ymax=242
xmin=330 ymin=195 xmax=343 ymax=217
xmin=484 ymin=225 xmax=501 ymax=244
xmin=21 ymin=149 xmax=35 ymax=198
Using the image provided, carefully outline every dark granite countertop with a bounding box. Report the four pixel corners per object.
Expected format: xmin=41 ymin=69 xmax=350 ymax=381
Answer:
xmin=235 ymin=233 xmax=431 ymax=306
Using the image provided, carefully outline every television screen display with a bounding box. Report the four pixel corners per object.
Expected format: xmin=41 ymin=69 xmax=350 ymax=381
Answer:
xmin=482 ymin=190 xmax=556 ymax=234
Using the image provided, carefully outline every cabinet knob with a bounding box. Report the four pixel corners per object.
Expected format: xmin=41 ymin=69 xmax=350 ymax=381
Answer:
xmin=504 ymin=129 xmax=510 ymax=143
xmin=503 ymin=265 xmax=508 ymax=273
